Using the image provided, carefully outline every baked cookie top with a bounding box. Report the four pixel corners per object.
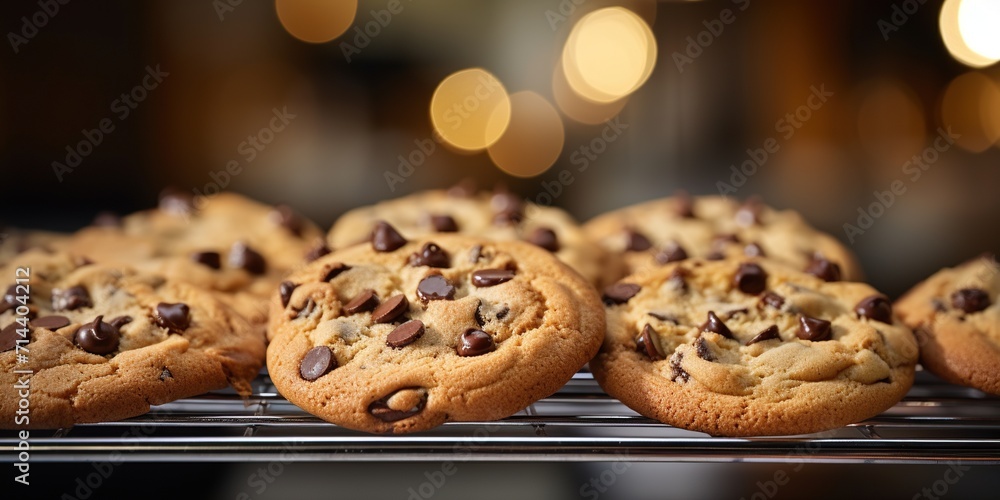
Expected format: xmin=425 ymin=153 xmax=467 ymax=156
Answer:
xmin=0 ymin=228 xmax=67 ymax=267
xmin=0 ymin=251 xmax=264 ymax=429
xmin=326 ymin=187 xmax=614 ymax=286
xmin=895 ymin=253 xmax=999 ymax=394
xmin=590 ymin=258 xmax=918 ymax=436
xmin=583 ymin=194 xmax=863 ymax=283
xmin=267 ymin=229 xmax=605 ymax=434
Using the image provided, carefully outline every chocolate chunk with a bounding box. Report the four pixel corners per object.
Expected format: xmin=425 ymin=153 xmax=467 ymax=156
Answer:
xmin=667 ymin=268 xmax=688 ymax=293
xmin=31 ymin=315 xmax=70 ymax=330
xmin=655 ymin=242 xmax=688 ymax=264
xmin=951 ymin=288 xmax=991 ymax=314
xmin=526 ymin=227 xmax=560 ymax=252
xmin=369 ymin=389 xmax=427 ymax=422
xmin=92 ymin=211 xmax=123 ymax=227
xmin=108 ymin=316 xmax=133 ymax=329
xmin=796 ymin=316 xmax=832 ymax=341
xmin=675 ymin=191 xmax=695 ymax=218
xmin=344 ymin=289 xmax=379 ymax=314
xmin=410 ymin=243 xmax=450 ymax=268
xmin=279 ymin=281 xmax=298 ymax=308
xmin=229 ymin=242 xmax=267 ymax=275
xmin=191 ymin=251 xmax=221 ymax=270
xmin=305 ymin=240 xmax=331 ymax=262
xmin=747 ymin=325 xmax=781 ymax=345
xmin=159 ymin=368 xmax=173 ymax=381
xmin=295 ymin=298 xmax=318 ymax=319
xmin=760 ymin=291 xmax=785 ymax=309
xmin=371 ymin=221 xmax=408 ymax=252
xmin=323 ymin=262 xmax=350 ymax=282
xmin=705 ymin=251 xmax=725 ymax=261
xmin=0 ymin=285 xmax=22 ymax=314
xmin=417 ymin=275 xmax=456 ymax=302
xmin=701 ymin=311 xmax=734 ymax=339
xmin=269 ymin=204 xmax=304 ymax=237
xmin=372 ymin=294 xmax=409 ymax=324
xmin=648 ymin=312 xmax=679 ymax=324
xmin=458 ymin=328 xmax=495 ymax=356
xmin=387 ymin=320 xmax=425 ymax=348
xmin=74 ymin=316 xmax=120 ymax=355
xmin=624 ymin=229 xmax=653 ymax=252
xmin=471 ymin=269 xmax=515 ymax=287
xmin=733 ymin=262 xmax=768 ymax=295
xmin=0 ymin=323 xmax=25 ymax=352
xmin=744 ymin=242 xmax=766 ymax=258
xmin=430 ymin=215 xmax=459 ymax=233
xmin=159 ymin=188 xmax=194 ymax=216
xmin=495 ymin=306 xmax=509 ymax=320
xmin=855 ymin=295 xmax=893 ymax=323
xmin=669 ymin=353 xmax=689 ymax=382
xmin=300 ymin=346 xmax=336 ymax=381
xmin=155 ymin=302 xmax=191 ymax=332
xmin=475 ymin=301 xmax=509 ymax=326
xmin=695 ymin=336 xmax=715 ymax=361
xmin=490 ymin=190 xmax=524 ymax=225
xmin=805 ymin=257 xmax=842 ymax=282
xmin=52 ymin=286 xmax=92 ymax=311
xmin=602 ymin=283 xmax=641 ymax=305
xmin=636 ymin=324 xmax=664 ymax=361
xmin=735 ymin=197 xmax=762 ymax=227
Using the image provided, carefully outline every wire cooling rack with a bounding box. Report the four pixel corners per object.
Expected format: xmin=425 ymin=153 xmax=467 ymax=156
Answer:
xmin=3 ymin=370 xmax=999 ymax=464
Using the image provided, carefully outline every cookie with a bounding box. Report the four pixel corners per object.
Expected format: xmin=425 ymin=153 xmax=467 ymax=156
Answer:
xmin=60 ymin=192 xmax=324 ymax=331
xmin=267 ymin=228 xmax=604 ymax=433
xmin=583 ymin=194 xmax=864 ymax=284
xmin=0 ymin=251 xmax=265 ymax=428
xmin=327 ymin=186 xmax=615 ymax=287
xmin=590 ymin=258 xmax=918 ymax=436
xmin=0 ymin=228 xmax=67 ymax=267
xmin=895 ymin=253 xmax=1000 ymax=395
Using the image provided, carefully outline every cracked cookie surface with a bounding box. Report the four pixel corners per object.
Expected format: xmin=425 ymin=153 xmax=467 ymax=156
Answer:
xmin=267 ymin=232 xmax=604 ymax=434
xmin=590 ymin=258 xmax=918 ymax=436
xmin=896 ymin=254 xmax=1000 ymax=395
xmin=0 ymin=251 xmax=264 ymax=428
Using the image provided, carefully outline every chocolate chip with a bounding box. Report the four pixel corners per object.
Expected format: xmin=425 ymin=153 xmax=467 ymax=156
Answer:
xmin=410 ymin=243 xmax=450 ymax=268
xmin=667 ymin=268 xmax=688 ymax=293
xmin=635 ymin=324 xmax=663 ymax=361
xmin=931 ymin=298 xmax=947 ymax=312
xmin=624 ymin=229 xmax=653 ymax=252
xmin=951 ymin=288 xmax=991 ymax=314
xmin=0 ymin=285 xmax=21 ymax=313
xmin=675 ymin=191 xmax=695 ymax=218
xmin=296 ymin=298 xmax=318 ymax=319
xmin=760 ymin=291 xmax=785 ymax=309
xmin=602 ymin=283 xmax=641 ymax=305
xmin=855 ymin=295 xmax=893 ymax=323
xmin=669 ymin=353 xmax=689 ymax=382
xmin=372 ymin=294 xmax=409 ymax=324
xmin=74 ymin=316 xmax=120 ymax=355
xmin=31 ymin=315 xmax=70 ymax=330
xmin=457 ymin=329 xmax=495 ymax=356
xmin=744 ymin=243 xmax=766 ymax=258
xmin=705 ymin=251 xmax=725 ymax=261
xmin=155 ymin=302 xmax=191 ymax=332
xmin=526 ymin=227 xmax=560 ymax=252
xmin=191 ymin=251 xmax=221 ymax=270
xmin=417 ymin=275 xmax=456 ymax=302
xmin=269 ymin=204 xmax=304 ymax=237
xmin=733 ymin=262 xmax=768 ymax=295
xmin=305 ymin=240 xmax=331 ymax=262
xmin=805 ymin=257 xmax=842 ymax=282
xmin=713 ymin=233 xmax=741 ymax=246
xmin=495 ymin=306 xmax=509 ymax=320
xmin=229 ymin=242 xmax=267 ymax=275
xmin=648 ymin=312 xmax=679 ymax=324
xmin=471 ymin=269 xmax=515 ymax=287
xmin=159 ymin=188 xmax=194 ymax=216
xmin=387 ymin=320 xmax=425 ymax=348
xmin=490 ymin=190 xmax=523 ymax=226
xmin=430 ymin=215 xmax=459 ymax=233
xmin=159 ymin=368 xmax=173 ymax=381
xmin=724 ymin=308 xmax=749 ymax=319
xmin=701 ymin=311 xmax=734 ymax=339
xmin=796 ymin=316 xmax=832 ymax=341
xmin=344 ymin=289 xmax=379 ymax=314
xmin=52 ymin=286 xmax=92 ymax=311
xmin=735 ymin=197 xmax=762 ymax=227
xmin=0 ymin=323 xmax=25 ymax=352
xmin=369 ymin=389 xmax=427 ymax=422
xmin=372 ymin=221 xmax=408 ymax=252
xmin=747 ymin=325 xmax=781 ymax=345
xmin=695 ymin=336 xmax=715 ymax=361
xmin=108 ymin=316 xmax=132 ymax=330
xmin=299 ymin=346 xmax=336 ymax=381
xmin=474 ymin=300 xmax=509 ymax=326
xmin=92 ymin=211 xmax=123 ymax=227
xmin=655 ymin=242 xmax=688 ymax=264
xmin=323 ymin=262 xmax=350 ymax=282
xmin=279 ymin=281 xmax=298 ymax=308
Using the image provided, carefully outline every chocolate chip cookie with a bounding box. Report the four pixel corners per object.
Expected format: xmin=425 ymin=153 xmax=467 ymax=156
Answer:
xmin=895 ymin=253 xmax=1000 ymax=395
xmin=267 ymin=227 xmax=605 ymax=433
xmin=326 ymin=186 xmax=615 ymax=287
xmin=0 ymin=251 xmax=265 ymax=428
xmin=590 ymin=258 xmax=918 ymax=436
xmin=583 ymin=194 xmax=864 ymax=284
xmin=0 ymin=228 xmax=67 ymax=267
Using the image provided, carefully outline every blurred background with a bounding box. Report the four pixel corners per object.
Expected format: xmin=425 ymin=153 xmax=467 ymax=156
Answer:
xmin=2 ymin=0 xmax=999 ymax=295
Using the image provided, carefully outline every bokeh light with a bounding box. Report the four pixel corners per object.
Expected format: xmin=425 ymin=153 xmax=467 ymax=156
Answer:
xmin=856 ymin=80 xmax=926 ymax=165
xmin=487 ymin=91 xmax=565 ymax=178
xmin=552 ymin=59 xmax=628 ymax=125
xmin=562 ymin=7 xmax=656 ymax=103
xmin=940 ymin=0 xmax=998 ymax=68
xmin=276 ymin=0 xmax=358 ymax=44
xmin=430 ymin=68 xmax=511 ymax=151
xmin=958 ymin=0 xmax=1000 ymax=61
xmin=940 ymin=71 xmax=1000 ymax=152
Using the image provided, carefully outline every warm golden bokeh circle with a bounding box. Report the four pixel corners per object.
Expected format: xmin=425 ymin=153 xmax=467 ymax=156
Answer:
xmin=276 ymin=0 xmax=358 ymax=44
xmin=488 ymin=91 xmax=565 ymax=178
xmin=430 ymin=68 xmax=512 ymax=151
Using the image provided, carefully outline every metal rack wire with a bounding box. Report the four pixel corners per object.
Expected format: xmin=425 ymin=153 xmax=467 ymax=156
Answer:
xmin=4 ymin=370 xmax=1000 ymax=464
